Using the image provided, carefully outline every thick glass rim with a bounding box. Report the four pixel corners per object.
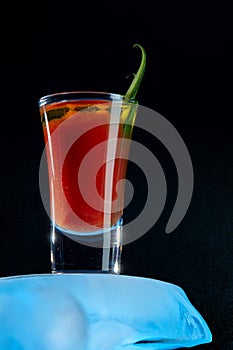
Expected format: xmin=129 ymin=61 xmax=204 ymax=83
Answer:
xmin=38 ymin=91 xmax=137 ymax=107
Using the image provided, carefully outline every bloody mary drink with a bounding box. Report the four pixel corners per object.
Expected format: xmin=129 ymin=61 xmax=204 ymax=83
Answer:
xmin=39 ymin=92 xmax=137 ymax=272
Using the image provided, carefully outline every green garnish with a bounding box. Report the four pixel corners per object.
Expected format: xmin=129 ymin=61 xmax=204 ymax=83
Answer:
xmin=125 ymin=44 xmax=146 ymax=101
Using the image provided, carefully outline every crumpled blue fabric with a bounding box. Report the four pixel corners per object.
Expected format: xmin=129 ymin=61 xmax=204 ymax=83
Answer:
xmin=0 ymin=273 xmax=212 ymax=349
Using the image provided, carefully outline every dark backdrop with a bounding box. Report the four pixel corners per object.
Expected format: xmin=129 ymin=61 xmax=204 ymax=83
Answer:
xmin=1 ymin=1 xmax=232 ymax=349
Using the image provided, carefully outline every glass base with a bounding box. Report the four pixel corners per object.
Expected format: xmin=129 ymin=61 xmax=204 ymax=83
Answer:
xmin=51 ymin=221 xmax=122 ymax=274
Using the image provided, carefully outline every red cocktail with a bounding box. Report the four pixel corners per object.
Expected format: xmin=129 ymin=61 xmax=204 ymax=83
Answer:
xmin=39 ymin=92 xmax=137 ymax=272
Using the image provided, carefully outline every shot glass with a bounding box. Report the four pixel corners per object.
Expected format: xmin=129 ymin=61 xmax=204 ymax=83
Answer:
xmin=39 ymin=92 xmax=137 ymax=273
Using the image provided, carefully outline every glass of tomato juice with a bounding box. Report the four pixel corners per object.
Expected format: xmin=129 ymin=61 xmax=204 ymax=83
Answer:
xmin=39 ymin=91 xmax=137 ymax=273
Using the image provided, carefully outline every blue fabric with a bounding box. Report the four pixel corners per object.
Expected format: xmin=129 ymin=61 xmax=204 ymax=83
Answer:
xmin=0 ymin=273 xmax=212 ymax=349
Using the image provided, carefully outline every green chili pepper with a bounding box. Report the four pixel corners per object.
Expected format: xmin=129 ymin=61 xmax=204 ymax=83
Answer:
xmin=125 ymin=44 xmax=146 ymax=101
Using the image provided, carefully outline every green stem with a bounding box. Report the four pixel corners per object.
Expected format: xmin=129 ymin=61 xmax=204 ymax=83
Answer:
xmin=125 ymin=44 xmax=146 ymax=101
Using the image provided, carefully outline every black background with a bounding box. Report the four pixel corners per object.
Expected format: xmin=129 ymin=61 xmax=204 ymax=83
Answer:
xmin=0 ymin=1 xmax=232 ymax=349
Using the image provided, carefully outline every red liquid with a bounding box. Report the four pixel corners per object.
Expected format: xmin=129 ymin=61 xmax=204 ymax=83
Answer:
xmin=41 ymin=100 xmax=133 ymax=233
